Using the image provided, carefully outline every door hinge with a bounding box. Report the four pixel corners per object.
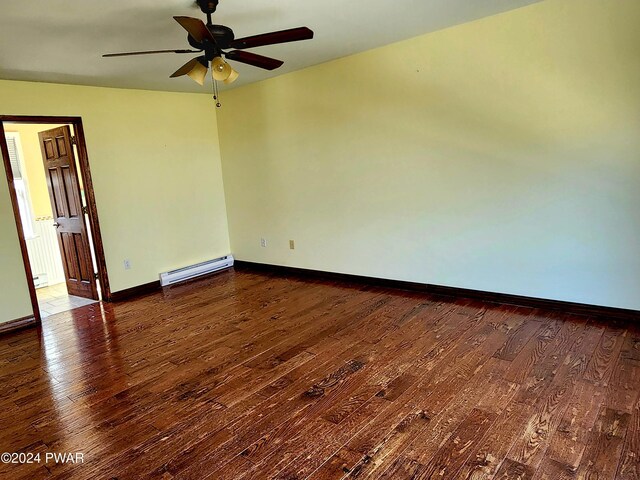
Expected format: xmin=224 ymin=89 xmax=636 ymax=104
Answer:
xmin=71 ymin=135 xmax=77 ymax=145
xmin=82 ymin=205 xmax=88 ymax=215
xmin=94 ymin=272 xmax=99 ymax=280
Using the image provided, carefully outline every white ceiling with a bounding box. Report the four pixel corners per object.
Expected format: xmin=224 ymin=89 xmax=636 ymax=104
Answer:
xmin=0 ymin=0 xmax=541 ymax=93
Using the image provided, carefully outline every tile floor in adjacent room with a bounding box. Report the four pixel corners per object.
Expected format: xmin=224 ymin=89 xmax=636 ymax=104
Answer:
xmin=36 ymin=282 xmax=98 ymax=318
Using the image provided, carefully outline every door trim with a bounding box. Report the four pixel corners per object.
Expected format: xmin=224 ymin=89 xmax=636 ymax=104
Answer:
xmin=0 ymin=116 xmax=112 ymax=328
xmin=0 ymin=121 xmax=40 ymax=323
xmin=72 ymin=120 xmax=111 ymax=300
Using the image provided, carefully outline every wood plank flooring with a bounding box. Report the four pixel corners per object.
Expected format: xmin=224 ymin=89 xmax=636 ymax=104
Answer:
xmin=1 ymin=269 xmax=639 ymax=479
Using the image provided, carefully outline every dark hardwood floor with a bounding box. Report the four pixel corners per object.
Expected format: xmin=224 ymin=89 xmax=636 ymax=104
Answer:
xmin=1 ymin=269 xmax=639 ymax=479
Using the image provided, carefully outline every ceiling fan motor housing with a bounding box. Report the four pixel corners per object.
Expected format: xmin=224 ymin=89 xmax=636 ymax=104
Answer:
xmin=187 ymin=24 xmax=235 ymax=52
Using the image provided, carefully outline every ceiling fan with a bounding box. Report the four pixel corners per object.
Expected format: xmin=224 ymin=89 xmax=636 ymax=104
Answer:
xmin=103 ymin=0 xmax=314 ymax=87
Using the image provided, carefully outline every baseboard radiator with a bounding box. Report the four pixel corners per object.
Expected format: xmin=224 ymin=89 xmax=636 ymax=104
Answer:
xmin=26 ymin=217 xmax=66 ymax=288
xmin=160 ymin=255 xmax=234 ymax=287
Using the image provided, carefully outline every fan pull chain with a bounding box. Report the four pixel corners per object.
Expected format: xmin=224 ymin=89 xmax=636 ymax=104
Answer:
xmin=212 ymin=79 xmax=222 ymax=108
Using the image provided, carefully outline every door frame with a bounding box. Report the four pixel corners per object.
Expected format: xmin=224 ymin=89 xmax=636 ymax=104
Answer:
xmin=0 ymin=115 xmax=112 ymax=325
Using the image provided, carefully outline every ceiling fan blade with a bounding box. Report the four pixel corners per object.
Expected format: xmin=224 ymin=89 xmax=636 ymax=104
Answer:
xmin=230 ymin=27 xmax=314 ymax=50
xmin=225 ymin=50 xmax=284 ymax=71
xmin=174 ymin=16 xmax=215 ymax=44
xmin=170 ymin=56 xmax=208 ymax=85
xmin=103 ymin=49 xmax=201 ymax=58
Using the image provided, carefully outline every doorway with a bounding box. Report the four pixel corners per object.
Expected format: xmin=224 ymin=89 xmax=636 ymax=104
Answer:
xmin=0 ymin=116 xmax=111 ymax=323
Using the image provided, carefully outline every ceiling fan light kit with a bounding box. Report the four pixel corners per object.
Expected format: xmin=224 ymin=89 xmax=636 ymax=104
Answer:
xmin=211 ymin=57 xmax=231 ymax=81
xmin=186 ymin=59 xmax=208 ymax=86
xmin=103 ymin=0 xmax=314 ymax=107
xmin=224 ymin=67 xmax=240 ymax=85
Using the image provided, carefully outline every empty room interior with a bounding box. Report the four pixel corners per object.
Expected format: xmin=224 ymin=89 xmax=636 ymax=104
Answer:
xmin=0 ymin=0 xmax=639 ymax=479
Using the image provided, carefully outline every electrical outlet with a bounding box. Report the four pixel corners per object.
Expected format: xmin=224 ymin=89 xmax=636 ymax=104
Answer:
xmin=124 ymin=259 xmax=132 ymax=270
xmin=289 ymin=240 xmax=295 ymax=250
xmin=260 ymin=238 xmax=267 ymax=248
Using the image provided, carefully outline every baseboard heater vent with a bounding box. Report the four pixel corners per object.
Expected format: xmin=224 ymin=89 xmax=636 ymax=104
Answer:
xmin=160 ymin=255 xmax=234 ymax=287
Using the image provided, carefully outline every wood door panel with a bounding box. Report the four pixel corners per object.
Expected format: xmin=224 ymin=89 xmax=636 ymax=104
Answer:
xmin=60 ymin=233 xmax=78 ymax=280
xmin=39 ymin=126 xmax=98 ymax=300
xmin=43 ymin=138 xmax=56 ymax=160
xmin=47 ymin=167 xmax=66 ymax=218
xmin=61 ymin=166 xmax=80 ymax=218
xmin=74 ymin=234 xmax=93 ymax=282
xmin=55 ymin=135 xmax=67 ymax=156
xmin=61 ymin=232 xmax=93 ymax=284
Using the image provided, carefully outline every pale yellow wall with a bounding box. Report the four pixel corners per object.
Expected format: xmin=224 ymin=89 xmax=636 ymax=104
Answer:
xmin=0 ymin=170 xmax=32 ymax=321
xmin=0 ymin=80 xmax=230 ymax=323
xmin=218 ymin=0 xmax=640 ymax=310
xmin=4 ymin=123 xmax=65 ymax=218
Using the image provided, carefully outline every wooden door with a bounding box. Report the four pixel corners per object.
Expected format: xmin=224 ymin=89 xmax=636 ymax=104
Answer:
xmin=39 ymin=126 xmax=98 ymax=300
